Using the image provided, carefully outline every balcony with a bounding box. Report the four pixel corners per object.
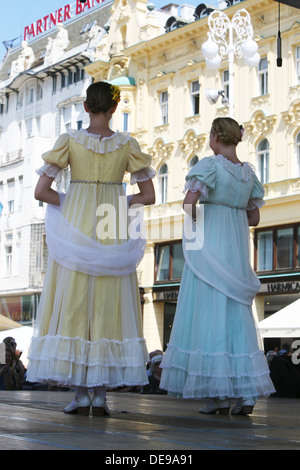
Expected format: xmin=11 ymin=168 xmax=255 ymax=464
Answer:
xmin=0 ymin=149 xmax=23 ymax=167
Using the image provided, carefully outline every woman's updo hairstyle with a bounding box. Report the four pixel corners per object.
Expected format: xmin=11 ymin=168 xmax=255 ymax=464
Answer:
xmin=211 ymin=117 xmax=244 ymax=146
xmin=85 ymin=81 xmax=121 ymax=114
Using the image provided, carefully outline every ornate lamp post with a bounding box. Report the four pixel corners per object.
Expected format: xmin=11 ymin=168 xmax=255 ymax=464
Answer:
xmin=202 ymin=8 xmax=260 ymax=117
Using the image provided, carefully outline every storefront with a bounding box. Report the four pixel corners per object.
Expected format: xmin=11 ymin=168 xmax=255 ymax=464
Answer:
xmin=0 ymin=294 xmax=40 ymax=326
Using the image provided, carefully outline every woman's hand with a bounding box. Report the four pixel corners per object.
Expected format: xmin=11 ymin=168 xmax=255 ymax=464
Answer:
xmin=247 ymin=208 xmax=260 ymax=226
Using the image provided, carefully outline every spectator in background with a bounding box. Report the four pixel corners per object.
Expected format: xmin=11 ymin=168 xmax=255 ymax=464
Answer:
xmin=4 ymin=337 xmax=26 ymax=383
xmin=0 ymin=344 xmax=23 ymax=390
xmin=143 ymin=354 xmax=167 ymax=394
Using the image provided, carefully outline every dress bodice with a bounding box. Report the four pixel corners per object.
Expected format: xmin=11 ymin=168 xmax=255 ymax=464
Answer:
xmin=185 ymin=154 xmax=264 ymax=210
xmin=40 ymin=129 xmax=152 ymax=183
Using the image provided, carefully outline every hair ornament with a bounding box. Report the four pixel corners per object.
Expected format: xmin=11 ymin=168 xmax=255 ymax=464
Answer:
xmin=240 ymin=125 xmax=245 ymax=138
xmin=110 ymin=84 xmax=121 ymax=103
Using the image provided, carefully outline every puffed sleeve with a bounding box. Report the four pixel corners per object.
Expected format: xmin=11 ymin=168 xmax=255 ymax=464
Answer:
xmin=126 ymin=137 xmax=156 ymax=184
xmin=36 ymin=134 xmax=69 ymax=183
xmin=246 ymin=175 xmax=265 ymax=210
xmin=184 ymin=157 xmax=216 ymax=198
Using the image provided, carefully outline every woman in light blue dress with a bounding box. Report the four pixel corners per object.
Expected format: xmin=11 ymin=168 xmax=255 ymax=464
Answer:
xmin=160 ymin=118 xmax=275 ymax=415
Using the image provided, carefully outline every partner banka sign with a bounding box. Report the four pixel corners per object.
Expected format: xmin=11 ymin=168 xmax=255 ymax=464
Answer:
xmin=24 ymin=0 xmax=107 ymax=41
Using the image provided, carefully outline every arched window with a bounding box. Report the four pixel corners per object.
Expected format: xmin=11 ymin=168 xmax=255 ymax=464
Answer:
xmin=158 ymin=163 xmax=168 ymax=203
xmin=189 ymin=155 xmax=199 ymax=167
xmin=295 ymin=131 xmax=300 ymax=177
xmin=257 ymin=139 xmax=269 ymax=183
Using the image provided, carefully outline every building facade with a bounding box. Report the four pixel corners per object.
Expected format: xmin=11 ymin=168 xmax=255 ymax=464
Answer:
xmin=0 ymin=0 xmax=113 ymax=324
xmin=0 ymin=0 xmax=300 ymax=353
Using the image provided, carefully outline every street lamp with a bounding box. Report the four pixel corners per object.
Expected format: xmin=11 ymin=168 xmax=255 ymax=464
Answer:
xmin=202 ymin=8 xmax=260 ymax=117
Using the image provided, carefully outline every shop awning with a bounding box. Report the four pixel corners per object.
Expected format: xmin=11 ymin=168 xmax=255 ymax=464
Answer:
xmin=274 ymin=1 xmax=300 ymax=8
xmin=0 ymin=314 xmax=22 ymax=331
xmin=258 ymin=298 xmax=300 ymax=338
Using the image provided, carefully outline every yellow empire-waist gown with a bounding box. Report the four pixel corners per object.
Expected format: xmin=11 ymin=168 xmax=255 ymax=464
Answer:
xmin=27 ymin=129 xmax=154 ymax=388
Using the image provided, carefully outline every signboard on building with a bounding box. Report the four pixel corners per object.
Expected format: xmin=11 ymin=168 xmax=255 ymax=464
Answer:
xmin=24 ymin=0 xmax=107 ymax=41
xmin=260 ymin=281 xmax=300 ymax=294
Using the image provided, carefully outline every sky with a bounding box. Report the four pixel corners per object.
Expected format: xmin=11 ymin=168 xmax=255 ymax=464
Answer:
xmin=0 ymin=0 xmax=217 ymax=59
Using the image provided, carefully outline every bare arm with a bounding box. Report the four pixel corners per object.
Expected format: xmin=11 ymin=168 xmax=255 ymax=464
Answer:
xmin=35 ymin=174 xmax=60 ymax=206
xmin=247 ymin=208 xmax=260 ymax=227
xmin=183 ymin=190 xmax=201 ymax=220
xmin=129 ymin=179 xmax=155 ymax=206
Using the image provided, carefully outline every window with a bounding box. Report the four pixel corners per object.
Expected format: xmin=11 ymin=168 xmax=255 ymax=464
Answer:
xmin=158 ymin=163 xmax=168 ymax=203
xmin=191 ymin=81 xmax=199 ymax=115
xmin=7 ymin=179 xmax=15 ymax=213
xmin=37 ymin=84 xmax=43 ymax=101
xmin=123 ymin=112 xmax=130 ymax=132
xmin=156 ymin=244 xmax=170 ymax=281
xmin=258 ymin=57 xmax=268 ymax=95
xmin=277 ymin=228 xmax=293 ymax=269
xmin=26 ymin=87 xmax=34 ymax=105
xmin=155 ymin=241 xmax=184 ymax=281
xmin=189 ymin=155 xmax=199 ymax=167
xmin=62 ymin=106 xmax=71 ymax=131
xmin=222 ymin=70 xmax=230 ymax=101
xmin=60 ymin=72 xmax=66 ymax=89
xmin=255 ymin=224 xmax=300 ymax=272
xmin=257 ymin=231 xmax=273 ymax=271
xmin=160 ymin=91 xmax=168 ymax=124
xmin=257 ymin=139 xmax=269 ymax=184
xmin=296 ymin=132 xmax=300 ymax=177
xmin=296 ymin=46 xmax=300 ymax=84
xmin=5 ymin=246 xmax=12 ymax=276
xmin=52 ymin=74 xmax=57 ymax=94
xmin=17 ymin=91 xmax=23 ymax=109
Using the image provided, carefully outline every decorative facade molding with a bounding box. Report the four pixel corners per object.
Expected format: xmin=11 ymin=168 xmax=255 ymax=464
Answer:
xmin=282 ymin=100 xmax=300 ymax=127
xmin=244 ymin=110 xmax=277 ymax=137
xmin=149 ymin=138 xmax=174 ymax=165
xmin=179 ymin=129 xmax=206 ymax=157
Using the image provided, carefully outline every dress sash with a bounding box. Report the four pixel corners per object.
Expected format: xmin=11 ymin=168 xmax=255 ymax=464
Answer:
xmin=183 ymin=207 xmax=261 ymax=306
xmin=45 ymin=194 xmax=146 ymax=276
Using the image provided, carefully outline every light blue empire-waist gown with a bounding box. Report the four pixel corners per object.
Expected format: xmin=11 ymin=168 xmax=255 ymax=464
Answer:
xmin=160 ymin=154 xmax=275 ymax=399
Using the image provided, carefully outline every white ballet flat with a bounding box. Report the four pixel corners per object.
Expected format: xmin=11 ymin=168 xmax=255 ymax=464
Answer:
xmin=91 ymin=395 xmax=110 ymax=417
xmin=63 ymin=395 xmax=91 ymax=416
xmin=231 ymin=398 xmax=255 ymax=415
xmin=199 ymin=398 xmax=230 ymax=415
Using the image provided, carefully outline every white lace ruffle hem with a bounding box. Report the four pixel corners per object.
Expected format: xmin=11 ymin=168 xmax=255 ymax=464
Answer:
xmin=27 ymin=335 xmax=149 ymax=388
xmin=160 ymin=345 xmax=275 ymax=399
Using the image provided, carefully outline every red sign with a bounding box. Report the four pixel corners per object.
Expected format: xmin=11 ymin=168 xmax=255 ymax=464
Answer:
xmin=24 ymin=0 xmax=106 ymax=41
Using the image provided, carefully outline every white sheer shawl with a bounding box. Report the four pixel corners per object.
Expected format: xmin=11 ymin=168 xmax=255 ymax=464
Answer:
xmin=45 ymin=194 xmax=146 ymax=276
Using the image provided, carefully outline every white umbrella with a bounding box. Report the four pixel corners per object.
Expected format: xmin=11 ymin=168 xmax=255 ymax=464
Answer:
xmin=258 ymin=298 xmax=300 ymax=338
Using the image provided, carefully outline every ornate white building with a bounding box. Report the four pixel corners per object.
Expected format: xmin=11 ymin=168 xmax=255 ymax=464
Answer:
xmin=0 ymin=1 xmax=114 ymax=323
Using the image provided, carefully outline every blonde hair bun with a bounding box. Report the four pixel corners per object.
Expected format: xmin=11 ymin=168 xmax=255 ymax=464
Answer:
xmin=211 ymin=117 xmax=243 ymax=145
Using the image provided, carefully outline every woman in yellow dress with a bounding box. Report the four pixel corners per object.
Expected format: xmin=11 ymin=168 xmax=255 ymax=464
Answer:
xmin=27 ymin=81 xmax=155 ymax=416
